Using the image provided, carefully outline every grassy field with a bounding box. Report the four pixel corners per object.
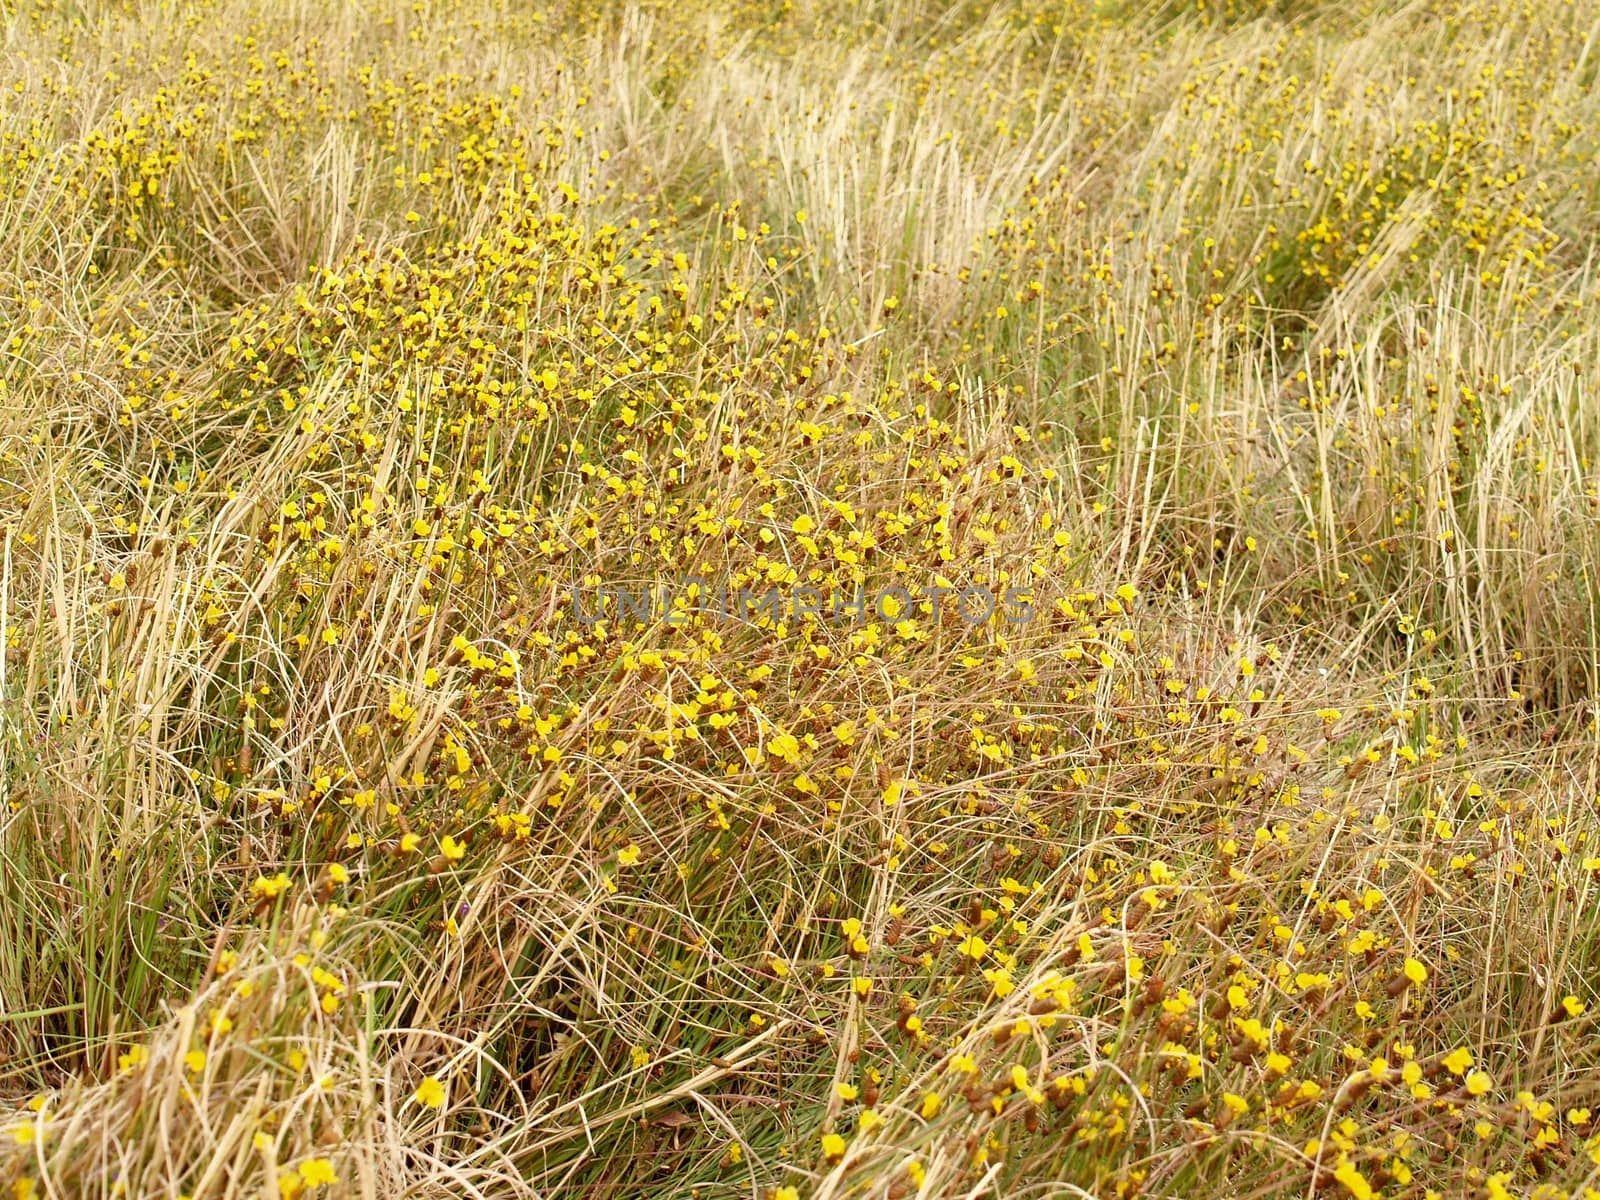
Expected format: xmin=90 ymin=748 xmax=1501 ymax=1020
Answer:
xmin=2 ymin=0 xmax=1600 ymax=1195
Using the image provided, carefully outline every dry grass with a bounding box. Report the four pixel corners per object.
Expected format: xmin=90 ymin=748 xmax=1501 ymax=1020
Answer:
xmin=3 ymin=0 xmax=1600 ymax=1196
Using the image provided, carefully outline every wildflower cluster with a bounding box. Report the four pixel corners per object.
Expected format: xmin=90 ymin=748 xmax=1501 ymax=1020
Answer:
xmin=1 ymin=0 xmax=1598 ymax=1197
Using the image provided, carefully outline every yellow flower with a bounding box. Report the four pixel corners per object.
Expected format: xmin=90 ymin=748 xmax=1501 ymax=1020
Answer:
xmin=957 ymin=934 xmax=988 ymax=961
xmin=1402 ymin=957 xmax=1428 ymax=986
xmin=440 ymin=834 xmax=466 ymax=863
xmin=820 ymin=1132 xmax=846 ymax=1161
xmin=1441 ymin=1047 xmax=1473 ymax=1076
xmin=1332 ymin=1159 xmax=1374 ymax=1200
xmin=297 ymin=1159 xmax=338 ymax=1187
xmin=617 ymin=844 xmax=641 ymax=867
xmin=184 ymin=1050 xmax=206 ymax=1073
xmin=251 ymin=873 xmax=292 ymax=900
xmin=414 ymin=1076 xmax=446 ymax=1108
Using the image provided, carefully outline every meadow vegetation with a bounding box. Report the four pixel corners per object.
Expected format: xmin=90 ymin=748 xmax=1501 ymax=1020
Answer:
xmin=2 ymin=0 xmax=1600 ymax=1195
